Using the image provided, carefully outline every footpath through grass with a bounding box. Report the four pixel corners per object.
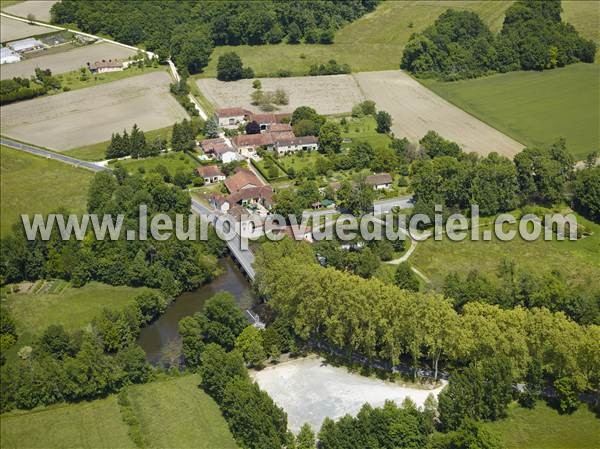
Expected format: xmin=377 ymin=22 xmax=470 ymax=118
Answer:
xmin=127 ymin=374 xmax=239 ymax=449
xmin=0 ymin=145 xmax=93 ymax=237
xmin=484 ymin=401 xmax=600 ymax=449
xmin=422 ymin=64 xmax=600 ymax=160
xmin=0 ymin=396 xmax=136 ymax=449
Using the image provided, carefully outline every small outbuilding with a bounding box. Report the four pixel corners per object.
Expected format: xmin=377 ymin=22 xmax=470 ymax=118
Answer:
xmin=365 ymin=173 xmax=393 ymax=190
xmin=196 ymin=165 xmax=225 ymax=184
xmin=0 ymin=46 xmax=21 ymax=64
xmin=7 ymin=37 xmax=44 ymax=53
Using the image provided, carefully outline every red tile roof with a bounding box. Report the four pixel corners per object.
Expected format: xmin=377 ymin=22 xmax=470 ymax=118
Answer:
xmin=224 ymin=168 xmax=265 ymax=193
xmin=267 ymin=123 xmax=293 ymax=133
xmin=365 ymin=173 xmax=393 ymax=186
xmin=232 ymin=133 xmax=274 ymax=148
xmin=249 ymin=113 xmax=291 ymax=124
xmin=227 ymin=185 xmax=273 ymax=205
xmin=215 ymin=107 xmax=251 ymax=118
xmin=274 ymin=135 xmax=318 ymax=146
xmin=197 ymin=165 xmax=224 ymax=178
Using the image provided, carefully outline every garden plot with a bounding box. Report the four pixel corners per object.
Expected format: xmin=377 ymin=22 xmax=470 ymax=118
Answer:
xmin=2 ymin=1 xmax=58 ymax=22
xmin=1 ymin=42 xmax=136 ymax=79
xmin=196 ymin=74 xmax=364 ymax=115
xmin=354 ymin=70 xmax=524 ymax=157
xmin=0 ymin=71 xmax=187 ymax=150
xmin=0 ymin=15 xmax=55 ymax=42
xmin=252 ymin=356 xmax=445 ymax=433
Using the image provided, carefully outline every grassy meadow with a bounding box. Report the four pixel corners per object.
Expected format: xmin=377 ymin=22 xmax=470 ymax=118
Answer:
xmin=0 ymin=145 xmax=93 ymax=237
xmin=422 ymin=63 xmax=600 ymax=160
xmin=411 ymin=211 xmax=600 ymax=292
xmin=111 ymin=150 xmax=201 ymax=175
xmin=0 ymin=396 xmax=136 ymax=449
xmin=485 ymin=401 xmax=600 ymax=449
xmin=197 ymin=1 xmax=512 ymax=77
xmin=64 ymin=125 xmax=174 ymax=161
xmin=57 ymin=65 xmax=165 ymax=93
xmin=127 ymin=375 xmax=239 ymax=449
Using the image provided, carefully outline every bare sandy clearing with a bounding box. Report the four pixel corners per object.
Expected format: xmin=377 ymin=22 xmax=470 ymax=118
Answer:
xmin=1 ymin=42 xmax=136 ymax=79
xmin=197 ymin=74 xmax=364 ymax=115
xmin=3 ymin=1 xmax=57 ymax=22
xmin=1 ymin=15 xmax=55 ymax=42
xmin=354 ymin=70 xmax=524 ymax=157
xmin=1 ymin=71 xmax=187 ymax=150
xmin=252 ymin=356 xmax=445 ymax=433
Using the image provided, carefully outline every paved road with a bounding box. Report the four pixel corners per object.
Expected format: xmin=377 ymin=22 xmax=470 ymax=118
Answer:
xmin=0 ymin=137 xmax=108 ymax=172
xmin=373 ymin=196 xmax=413 ymax=214
xmin=191 ymin=198 xmax=256 ymax=280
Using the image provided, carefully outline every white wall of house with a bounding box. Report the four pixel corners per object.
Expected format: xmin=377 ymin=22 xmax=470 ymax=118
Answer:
xmin=218 ymin=115 xmax=246 ymax=129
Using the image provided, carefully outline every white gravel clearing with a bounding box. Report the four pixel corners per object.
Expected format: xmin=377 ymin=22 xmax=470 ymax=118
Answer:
xmin=251 ymin=356 xmax=445 ymax=433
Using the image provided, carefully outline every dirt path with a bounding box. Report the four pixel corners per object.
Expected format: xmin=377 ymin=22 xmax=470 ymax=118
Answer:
xmin=354 ymin=70 xmax=524 ymax=158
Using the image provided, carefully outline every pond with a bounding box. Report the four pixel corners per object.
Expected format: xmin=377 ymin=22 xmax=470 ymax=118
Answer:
xmin=137 ymin=257 xmax=256 ymax=365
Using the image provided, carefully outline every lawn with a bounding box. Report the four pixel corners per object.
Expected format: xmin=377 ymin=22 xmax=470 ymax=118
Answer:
xmin=421 ymin=63 xmax=600 ymax=160
xmin=484 ymin=401 xmax=600 ymax=449
xmin=56 ymin=65 xmax=165 ymax=92
xmin=3 ymin=281 xmax=154 ymax=337
xmin=411 ymin=211 xmax=600 ymax=292
xmin=0 ymin=396 xmax=136 ymax=449
xmin=340 ymin=115 xmax=393 ymax=151
xmin=127 ymin=374 xmax=239 ymax=449
xmin=0 ymin=145 xmax=93 ymax=237
xmin=112 ymin=150 xmax=201 ymax=175
xmin=196 ymin=1 xmax=512 ymax=77
xmin=65 ymin=125 xmax=174 ymax=161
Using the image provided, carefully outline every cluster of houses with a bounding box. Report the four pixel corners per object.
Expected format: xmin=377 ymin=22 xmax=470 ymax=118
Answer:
xmin=201 ymin=107 xmax=318 ymax=160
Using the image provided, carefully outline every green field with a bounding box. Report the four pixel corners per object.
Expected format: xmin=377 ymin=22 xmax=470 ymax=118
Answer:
xmin=422 ymin=63 xmax=600 ymax=159
xmin=411 ymin=211 xmax=600 ymax=291
xmin=127 ymin=375 xmax=239 ymax=449
xmin=0 ymin=397 xmax=136 ymax=449
xmin=198 ymin=1 xmax=511 ymax=77
xmin=64 ymin=126 xmax=174 ymax=161
xmin=0 ymin=145 xmax=93 ymax=237
xmin=4 ymin=282 xmax=153 ymax=337
xmin=112 ymin=150 xmax=201 ymax=175
xmin=57 ymin=65 xmax=165 ymax=93
xmin=485 ymin=401 xmax=600 ymax=449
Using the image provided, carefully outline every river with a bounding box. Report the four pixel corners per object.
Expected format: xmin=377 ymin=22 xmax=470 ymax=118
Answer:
xmin=137 ymin=257 xmax=256 ymax=365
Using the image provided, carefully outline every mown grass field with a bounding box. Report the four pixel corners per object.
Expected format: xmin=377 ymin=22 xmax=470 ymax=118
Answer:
xmin=484 ymin=401 xmax=600 ymax=449
xmin=197 ymin=1 xmax=512 ymax=77
xmin=127 ymin=375 xmax=239 ymax=449
xmin=65 ymin=125 xmax=174 ymax=161
xmin=0 ymin=145 xmax=93 ymax=237
xmin=4 ymin=282 xmax=153 ymax=336
xmin=422 ymin=63 xmax=600 ymax=160
xmin=57 ymin=65 xmax=164 ymax=92
xmin=411 ymin=211 xmax=600 ymax=292
xmin=112 ymin=150 xmax=201 ymax=175
xmin=0 ymin=396 xmax=136 ymax=449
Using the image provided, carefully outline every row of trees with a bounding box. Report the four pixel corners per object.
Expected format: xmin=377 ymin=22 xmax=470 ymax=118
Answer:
xmin=402 ymin=1 xmax=596 ymax=80
xmin=444 ymin=261 xmax=600 ymax=325
xmin=0 ymin=170 xmax=226 ymax=296
xmin=0 ymin=68 xmax=62 ymax=105
xmin=51 ymin=1 xmax=378 ymax=74
xmin=106 ymin=124 xmax=159 ymax=159
xmin=255 ymin=239 xmax=600 ymax=403
xmin=0 ymin=291 xmax=169 ymax=412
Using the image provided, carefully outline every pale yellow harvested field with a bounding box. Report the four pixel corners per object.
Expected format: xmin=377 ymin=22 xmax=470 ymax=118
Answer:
xmin=197 ymin=74 xmax=364 ymax=115
xmin=0 ymin=15 xmax=55 ymax=42
xmin=3 ymin=1 xmax=58 ymax=22
xmin=1 ymin=42 xmax=136 ymax=79
xmin=354 ymin=70 xmax=525 ymax=157
xmin=1 ymin=71 xmax=188 ymax=150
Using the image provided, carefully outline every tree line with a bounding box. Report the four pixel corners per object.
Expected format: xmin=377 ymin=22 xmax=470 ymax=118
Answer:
xmin=0 ymin=68 xmax=62 ymax=105
xmin=0 ymin=170 xmax=226 ymax=298
xmin=51 ymin=0 xmax=379 ymax=75
xmin=254 ymin=239 xmax=600 ymax=413
xmin=401 ymin=0 xmax=596 ymax=80
xmin=0 ymin=291 xmax=167 ymax=412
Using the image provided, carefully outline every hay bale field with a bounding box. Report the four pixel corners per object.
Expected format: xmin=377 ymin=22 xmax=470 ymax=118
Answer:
xmin=354 ymin=70 xmax=524 ymax=157
xmin=0 ymin=15 xmax=55 ymax=42
xmin=0 ymin=71 xmax=188 ymax=150
xmin=1 ymin=42 xmax=137 ymax=79
xmin=2 ymin=1 xmax=58 ymax=22
xmin=196 ymin=74 xmax=364 ymax=115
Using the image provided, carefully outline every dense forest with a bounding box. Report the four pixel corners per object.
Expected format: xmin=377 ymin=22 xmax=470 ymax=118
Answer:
xmin=401 ymin=0 xmax=596 ymax=80
xmin=50 ymin=0 xmax=379 ymax=74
